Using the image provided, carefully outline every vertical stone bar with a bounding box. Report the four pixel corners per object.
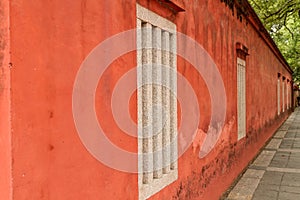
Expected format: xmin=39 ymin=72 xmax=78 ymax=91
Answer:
xmin=142 ymin=22 xmax=153 ymax=184
xmin=162 ymin=30 xmax=170 ymax=174
xmin=137 ymin=18 xmax=143 ymax=186
xmin=152 ymin=26 xmax=163 ymax=179
xmin=169 ymin=33 xmax=177 ymax=170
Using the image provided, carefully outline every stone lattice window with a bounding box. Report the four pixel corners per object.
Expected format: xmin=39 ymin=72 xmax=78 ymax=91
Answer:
xmin=237 ymin=57 xmax=246 ymax=140
xmin=137 ymin=4 xmax=178 ymax=200
xmin=286 ymin=80 xmax=290 ymax=110
xmin=282 ymin=76 xmax=285 ymax=112
xmin=277 ymin=74 xmax=281 ymax=115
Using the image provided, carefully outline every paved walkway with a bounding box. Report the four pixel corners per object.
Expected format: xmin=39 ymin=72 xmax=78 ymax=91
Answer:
xmin=226 ymin=108 xmax=300 ymax=200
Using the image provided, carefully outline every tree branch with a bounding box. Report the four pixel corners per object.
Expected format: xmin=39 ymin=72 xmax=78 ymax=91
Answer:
xmin=263 ymin=1 xmax=295 ymax=20
xmin=283 ymin=12 xmax=294 ymax=38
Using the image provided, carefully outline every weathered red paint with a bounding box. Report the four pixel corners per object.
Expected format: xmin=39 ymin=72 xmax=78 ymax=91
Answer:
xmin=1 ymin=0 xmax=293 ymax=199
xmin=0 ymin=0 xmax=12 ymax=199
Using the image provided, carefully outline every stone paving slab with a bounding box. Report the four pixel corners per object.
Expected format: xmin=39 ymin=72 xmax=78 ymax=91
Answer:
xmin=283 ymin=138 xmax=300 ymax=141
xmin=278 ymin=149 xmax=300 ymax=153
xmin=243 ymin=169 xmax=265 ymax=179
xmin=225 ymin=108 xmax=300 ymax=200
xmin=252 ymin=190 xmax=278 ymax=200
xmin=251 ymin=150 xmax=276 ymax=168
xmin=226 ymin=169 xmax=265 ymax=200
xmin=274 ymin=131 xmax=287 ymax=139
xmin=280 ymin=185 xmax=300 ymax=194
xmin=267 ymin=167 xmax=300 ymax=173
xmin=278 ymin=192 xmax=300 ymax=200
xmin=265 ymin=138 xmax=282 ymax=150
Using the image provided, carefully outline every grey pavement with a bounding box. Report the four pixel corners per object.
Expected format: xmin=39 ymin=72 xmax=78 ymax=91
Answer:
xmin=226 ymin=108 xmax=300 ymax=200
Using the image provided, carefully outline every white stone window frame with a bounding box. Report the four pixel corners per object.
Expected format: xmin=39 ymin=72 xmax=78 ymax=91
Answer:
xmin=137 ymin=4 xmax=178 ymax=200
xmin=288 ymin=81 xmax=293 ymax=109
xmin=286 ymin=80 xmax=290 ymax=110
xmin=277 ymin=76 xmax=281 ymax=115
xmin=282 ymin=78 xmax=285 ymax=112
xmin=237 ymin=57 xmax=246 ymax=140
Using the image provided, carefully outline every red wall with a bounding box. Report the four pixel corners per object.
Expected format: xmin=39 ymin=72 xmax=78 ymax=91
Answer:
xmin=10 ymin=0 xmax=138 ymax=199
xmin=0 ymin=0 xmax=12 ymax=199
xmin=7 ymin=0 xmax=292 ymax=199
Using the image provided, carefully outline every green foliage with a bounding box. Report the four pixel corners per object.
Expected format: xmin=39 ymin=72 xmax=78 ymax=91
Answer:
xmin=248 ymin=0 xmax=300 ymax=84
